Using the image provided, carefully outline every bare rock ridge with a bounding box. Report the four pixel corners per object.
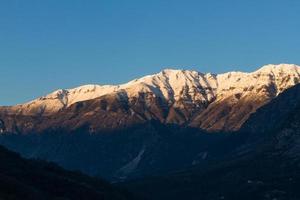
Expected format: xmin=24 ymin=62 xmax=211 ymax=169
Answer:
xmin=1 ymin=64 xmax=300 ymax=133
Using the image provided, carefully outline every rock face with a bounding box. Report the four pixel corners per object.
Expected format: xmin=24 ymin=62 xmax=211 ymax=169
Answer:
xmin=1 ymin=64 xmax=300 ymax=133
xmin=121 ymin=84 xmax=300 ymax=200
xmin=241 ymin=83 xmax=300 ymax=134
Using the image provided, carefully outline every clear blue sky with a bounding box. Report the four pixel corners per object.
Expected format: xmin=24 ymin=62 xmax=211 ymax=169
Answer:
xmin=1 ymin=0 xmax=300 ymax=105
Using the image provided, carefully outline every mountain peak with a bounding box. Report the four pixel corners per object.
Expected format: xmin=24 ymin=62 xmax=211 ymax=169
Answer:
xmin=161 ymin=68 xmax=183 ymax=73
xmin=255 ymin=63 xmax=300 ymax=74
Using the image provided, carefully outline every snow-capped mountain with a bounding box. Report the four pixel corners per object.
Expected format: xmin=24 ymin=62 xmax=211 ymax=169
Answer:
xmin=1 ymin=64 xmax=300 ymax=133
xmin=3 ymin=69 xmax=217 ymax=115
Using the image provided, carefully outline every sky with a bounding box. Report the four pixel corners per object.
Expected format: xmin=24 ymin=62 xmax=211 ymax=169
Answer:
xmin=0 ymin=0 xmax=300 ymax=105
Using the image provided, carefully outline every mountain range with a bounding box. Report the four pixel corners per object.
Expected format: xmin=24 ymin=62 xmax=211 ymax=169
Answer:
xmin=1 ymin=64 xmax=300 ymax=134
xmin=1 ymin=64 xmax=300 ymax=199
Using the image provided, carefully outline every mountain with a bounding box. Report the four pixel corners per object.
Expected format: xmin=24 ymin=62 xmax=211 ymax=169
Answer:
xmin=241 ymin=82 xmax=300 ymax=135
xmin=0 ymin=123 xmax=235 ymax=181
xmin=121 ymin=84 xmax=300 ymax=200
xmin=0 ymin=64 xmax=299 ymax=199
xmin=0 ymin=64 xmax=300 ymax=181
xmin=1 ymin=64 xmax=300 ymax=134
xmin=0 ymin=144 xmax=137 ymax=200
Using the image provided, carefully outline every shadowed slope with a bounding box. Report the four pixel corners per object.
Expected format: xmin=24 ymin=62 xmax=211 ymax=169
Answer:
xmin=0 ymin=145 xmax=137 ymax=200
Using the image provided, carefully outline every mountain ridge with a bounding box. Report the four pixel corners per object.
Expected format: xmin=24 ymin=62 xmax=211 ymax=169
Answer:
xmin=1 ymin=63 xmax=300 ymax=133
xmin=1 ymin=66 xmax=300 ymax=183
xmin=6 ymin=63 xmax=300 ymax=113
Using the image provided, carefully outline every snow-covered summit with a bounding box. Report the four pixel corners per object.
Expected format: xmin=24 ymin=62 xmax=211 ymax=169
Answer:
xmin=5 ymin=64 xmax=300 ymax=116
xmin=255 ymin=63 xmax=300 ymax=74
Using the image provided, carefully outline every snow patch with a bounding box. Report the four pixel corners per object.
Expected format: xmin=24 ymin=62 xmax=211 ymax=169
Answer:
xmin=116 ymin=148 xmax=145 ymax=178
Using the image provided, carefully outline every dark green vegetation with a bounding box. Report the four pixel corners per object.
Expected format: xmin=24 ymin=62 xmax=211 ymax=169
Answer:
xmin=0 ymin=145 xmax=136 ymax=200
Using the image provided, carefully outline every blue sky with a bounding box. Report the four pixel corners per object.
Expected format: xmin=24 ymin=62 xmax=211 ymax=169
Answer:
xmin=1 ymin=0 xmax=300 ymax=105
